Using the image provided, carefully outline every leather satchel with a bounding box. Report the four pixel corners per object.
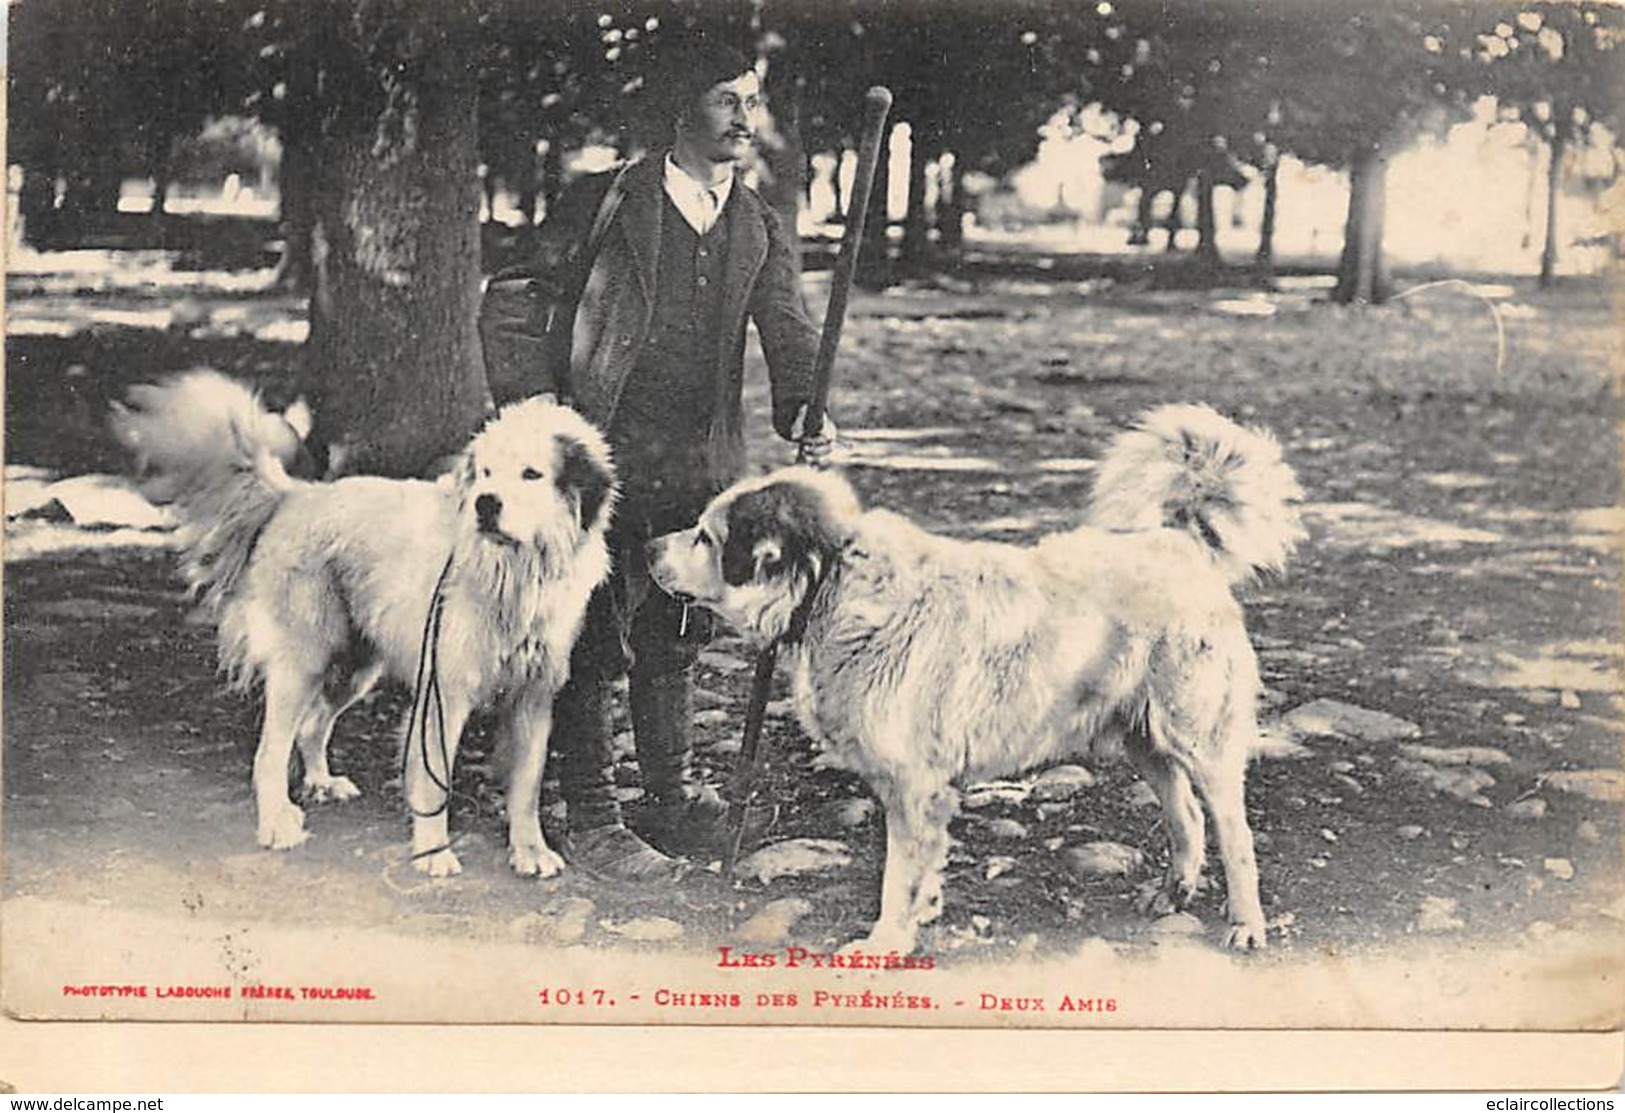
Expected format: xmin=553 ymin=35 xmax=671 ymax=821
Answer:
xmin=479 ymin=161 xmax=634 ymax=408
xmin=538 ymin=161 xmax=634 ymax=406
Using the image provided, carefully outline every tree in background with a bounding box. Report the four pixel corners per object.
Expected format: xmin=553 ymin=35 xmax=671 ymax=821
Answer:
xmin=752 ymin=0 xmax=1090 ymax=284
xmin=256 ymin=3 xmax=320 ymax=290
xmin=298 ymin=0 xmax=490 ymax=478
xmin=117 ymin=0 xmax=258 ymax=221
xmin=9 ymin=0 xmax=260 ymax=243
xmin=12 ymin=0 xmax=1623 ymax=475
xmin=9 ymin=0 xmax=120 ymax=241
xmin=1268 ymin=4 xmax=1484 ymax=304
xmin=478 ymin=4 xmax=656 ymax=238
xmin=1088 ymin=2 xmax=1305 ymax=278
xmin=1479 ymin=2 xmax=1623 ymax=286
xmin=919 ymin=3 xmax=1075 ymax=262
xmin=1091 ymin=4 xmax=1227 ymax=269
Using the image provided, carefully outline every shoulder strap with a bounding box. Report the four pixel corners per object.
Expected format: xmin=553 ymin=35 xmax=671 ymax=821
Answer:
xmin=545 ymin=160 xmax=636 ymax=407
xmin=581 ymin=161 xmax=633 ymax=268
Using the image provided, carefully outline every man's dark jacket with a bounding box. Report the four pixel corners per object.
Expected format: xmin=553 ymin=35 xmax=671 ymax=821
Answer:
xmin=479 ymin=154 xmax=820 ymax=486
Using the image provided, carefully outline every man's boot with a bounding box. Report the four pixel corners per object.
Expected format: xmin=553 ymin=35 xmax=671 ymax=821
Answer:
xmin=553 ymin=672 xmax=688 ymax=883
xmin=628 ymin=666 xmax=733 ymax=856
xmin=630 ymin=666 xmax=772 ymax=858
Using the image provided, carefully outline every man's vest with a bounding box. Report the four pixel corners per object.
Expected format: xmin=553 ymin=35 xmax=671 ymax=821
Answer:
xmin=609 ymin=191 xmax=732 ymax=501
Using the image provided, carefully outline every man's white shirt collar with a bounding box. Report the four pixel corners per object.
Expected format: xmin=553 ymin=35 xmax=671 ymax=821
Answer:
xmin=664 ymin=154 xmax=734 ymax=235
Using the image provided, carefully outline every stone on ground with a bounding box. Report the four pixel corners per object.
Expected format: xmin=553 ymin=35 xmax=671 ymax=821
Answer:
xmin=1538 ymin=769 xmax=1625 ymax=803
xmin=736 ymin=838 xmax=853 ymax=884
xmin=736 ymin=898 xmax=813 ymax=946
xmin=1030 ymin=764 xmax=1096 ymax=801
xmin=961 ymin=781 xmax=1030 ymax=809
xmin=1281 ymin=699 xmax=1422 ymax=743
xmin=601 ymin=915 xmax=684 ymax=942
xmin=1063 ymin=841 xmax=1145 ymax=878
xmin=1397 ymin=743 xmax=1511 ymax=767
xmin=1415 ymin=896 xmax=1464 ymax=933
xmin=1394 ymin=759 xmax=1495 ymax=807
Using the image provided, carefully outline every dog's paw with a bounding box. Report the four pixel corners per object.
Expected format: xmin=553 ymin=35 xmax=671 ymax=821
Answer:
xmin=510 ymin=842 xmax=566 ymax=879
xmin=304 ymin=775 xmax=360 ymax=804
xmin=839 ymin=928 xmax=920 ymax=959
xmin=1137 ymin=876 xmax=1200 ymax=918
xmin=1138 ymin=888 xmax=1179 ymax=918
xmin=413 ymin=848 xmax=464 ymax=878
xmin=257 ymin=804 xmax=309 ymax=850
xmin=1223 ymin=920 xmax=1268 ymax=952
xmin=809 ymin=751 xmax=850 ymax=773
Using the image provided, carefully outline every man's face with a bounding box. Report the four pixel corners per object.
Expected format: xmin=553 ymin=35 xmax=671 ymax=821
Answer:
xmin=677 ymin=70 xmax=762 ymax=165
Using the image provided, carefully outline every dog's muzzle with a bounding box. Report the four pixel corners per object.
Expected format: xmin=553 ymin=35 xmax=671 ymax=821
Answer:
xmin=644 ymin=539 xmax=692 ymax=603
xmin=475 ymin=493 xmax=500 ymax=527
xmin=474 ymin=494 xmax=515 ymax=544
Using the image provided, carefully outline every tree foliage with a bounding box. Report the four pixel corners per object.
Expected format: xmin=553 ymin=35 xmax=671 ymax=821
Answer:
xmin=477 ymin=2 xmax=661 ymax=225
xmin=1088 ymin=2 xmax=1274 ymax=266
xmin=1477 ymin=2 xmax=1624 ymax=283
xmin=1256 ymin=3 xmax=1487 ymax=301
xmin=10 ymin=0 xmax=267 ymax=236
xmin=11 ymin=0 xmax=1623 ymax=463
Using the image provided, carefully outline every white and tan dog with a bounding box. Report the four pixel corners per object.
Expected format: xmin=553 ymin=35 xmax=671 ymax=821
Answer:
xmin=112 ymin=370 xmax=614 ymax=878
xmin=649 ymin=404 xmax=1304 ymax=952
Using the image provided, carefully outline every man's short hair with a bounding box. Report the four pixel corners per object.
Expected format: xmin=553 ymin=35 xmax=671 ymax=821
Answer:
xmin=651 ymin=33 xmax=756 ymax=126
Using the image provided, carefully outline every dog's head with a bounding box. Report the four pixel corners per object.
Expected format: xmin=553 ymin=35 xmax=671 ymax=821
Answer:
xmin=458 ymin=397 xmax=616 ymax=569
xmin=648 ymin=467 xmax=860 ymax=643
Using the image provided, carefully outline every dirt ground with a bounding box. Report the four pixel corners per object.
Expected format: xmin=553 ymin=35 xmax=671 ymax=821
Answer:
xmin=4 ymin=254 xmax=1622 ymax=1015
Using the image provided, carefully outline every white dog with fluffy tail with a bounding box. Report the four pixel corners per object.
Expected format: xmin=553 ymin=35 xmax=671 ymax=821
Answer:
xmin=650 ymin=403 xmax=1304 ymax=953
xmin=111 ymin=370 xmax=615 ymax=879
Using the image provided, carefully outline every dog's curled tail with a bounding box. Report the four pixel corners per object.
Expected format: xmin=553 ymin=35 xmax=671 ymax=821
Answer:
xmin=110 ymin=369 xmax=306 ymax=617
xmin=1088 ymin=403 xmax=1305 ymax=585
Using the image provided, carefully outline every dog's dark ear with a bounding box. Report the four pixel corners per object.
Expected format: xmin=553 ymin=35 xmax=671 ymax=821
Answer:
xmin=721 ymin=512 xmax=767 ymax=587
xmin=557 ymin=435 xmax=613 ymax=532
xmin=721 ymin=481 xmax=844 ymax=587
xmin=286 ymin=440 xmax=322 ymax=481
xmin=746 ymin=537 xmax=785 ymax=583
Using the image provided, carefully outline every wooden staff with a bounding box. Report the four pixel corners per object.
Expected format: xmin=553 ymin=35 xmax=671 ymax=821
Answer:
xmin=724 ymin=85 xmax=894 ymax=876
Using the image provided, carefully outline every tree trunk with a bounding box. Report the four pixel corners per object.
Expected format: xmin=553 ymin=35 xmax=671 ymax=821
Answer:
xmin=937 ymin=155 xmax=966 ymax=254
xmin=1255 ymin=155 xmax=1279 ymax=281
xmin=1333 ymin=141 xmax=1391 ymax=305
xmin=757 ymin=75 xmax=807 ymax=273
xmin=540 ymin=139 xmax=564 ymax=217
xmin=275 ymin=130 xmax=317 ymax=291
xmin=1129 ymin=186 xmax=1153 ymax=246
xmin=1520 ymin=138 xmax=1539 ymax=251
xmin=60 ymin=163 xmax=122 ymax=235
xmin=516 ymin=179 xmax=539 ymax=231
xmin=18 ymin=167 xmax=58 ymax=248
xmin=1193 ymin=167 xmax=1221 ymax=269
xmin=304 ymin=2 xmax=489 ymax=478
xmin=508 ymin=135 xmax=540 ymax=231
xmin=901 ymin=126 xmax=931 ymax=269
xmin=146 ymin=129 xmax=175 ymax=227
xmin=1162 ymin=183 xmax=1183 ymax=253
xmin=482 ymin=171 xmax=499 ymax=225
xmin=1540 ymin=124 xmax=1568 ymax=288
xmin=150 ymin=159 xmax=172 ymax=223
xmin=274 ymin=21 xmax=320 ymax=294
xmin=856 ymin=120 xmax=894 ymax=291
xmin=830 ymin=151 xmax=846 ymax=225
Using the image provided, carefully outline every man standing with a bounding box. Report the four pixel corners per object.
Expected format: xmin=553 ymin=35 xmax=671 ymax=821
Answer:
xmin=480 ymin=36 xmax=833 ymax=882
